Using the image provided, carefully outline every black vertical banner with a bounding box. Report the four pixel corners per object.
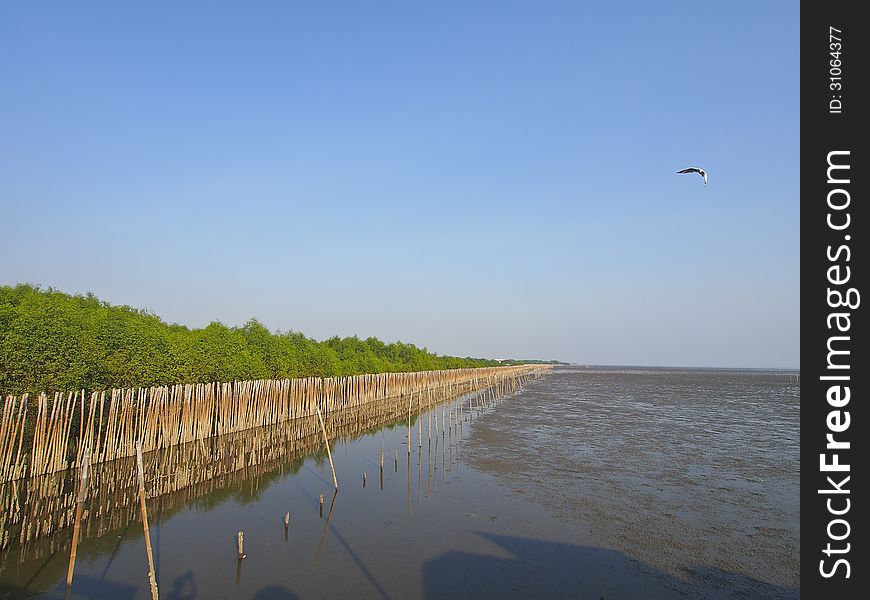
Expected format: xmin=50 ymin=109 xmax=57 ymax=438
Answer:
xmin=802 ymin=2 xmax=867 ymax=597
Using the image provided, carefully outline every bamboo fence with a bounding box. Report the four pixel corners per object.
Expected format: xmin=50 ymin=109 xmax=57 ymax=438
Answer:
xmin=0 ymin=365 xmax=548 ymax=563
xmin=1 ymin=365 xmax=548 ymax=484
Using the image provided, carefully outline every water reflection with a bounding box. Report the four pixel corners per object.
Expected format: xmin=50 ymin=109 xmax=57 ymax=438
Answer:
xmin=0 ymin=390 xmax=474 ymax=564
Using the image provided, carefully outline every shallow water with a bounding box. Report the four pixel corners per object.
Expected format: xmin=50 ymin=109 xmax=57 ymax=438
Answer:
xmin=0 ymin=368 xmax=799 ymax=599
xmin=466 ymin=366 xmax=800 ymax=594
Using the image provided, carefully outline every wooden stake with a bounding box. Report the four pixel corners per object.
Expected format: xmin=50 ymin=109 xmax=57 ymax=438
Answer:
xmin=237 ymin=530 xmax=245 ymax=559
xmin=136 ymin=442 xmax=159 ymax=600
xmin=66 ymin=447 xmax=90 ymax=588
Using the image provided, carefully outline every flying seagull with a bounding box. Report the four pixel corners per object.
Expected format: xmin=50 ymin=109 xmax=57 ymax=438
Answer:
xmin=677 ymin=166 xmax=707 ymax=187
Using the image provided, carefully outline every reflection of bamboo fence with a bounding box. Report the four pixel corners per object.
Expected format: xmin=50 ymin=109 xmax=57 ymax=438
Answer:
xmin=0 ymin=366 xmax=549 ymax=562
xmin=1 ymin=365 xmax=549 ymax=483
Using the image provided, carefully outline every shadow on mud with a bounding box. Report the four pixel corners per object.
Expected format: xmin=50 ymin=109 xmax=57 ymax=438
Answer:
xmin=421 ymin=532 xmax=799 ymax=600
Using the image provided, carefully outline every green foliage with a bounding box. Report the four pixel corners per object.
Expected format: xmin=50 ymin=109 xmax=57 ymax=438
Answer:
xmin=0 ymin=284 xmax=501 ymax=395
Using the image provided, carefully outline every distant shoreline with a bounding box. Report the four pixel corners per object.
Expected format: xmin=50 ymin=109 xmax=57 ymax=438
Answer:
xmin=562 ymin=363 xmax=800 ymax=372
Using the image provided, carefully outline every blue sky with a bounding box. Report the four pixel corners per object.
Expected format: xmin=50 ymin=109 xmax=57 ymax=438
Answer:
xmin=0 ymin=1 xmax=799 ymax=368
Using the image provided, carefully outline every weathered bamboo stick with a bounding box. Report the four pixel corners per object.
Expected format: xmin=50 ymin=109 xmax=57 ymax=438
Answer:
xmin=66 ymin=447 xmax=90 ymax=588
xmin=136 ymin=442 xmax=159 ymax=600
xmin=315 ymin=406 xmax=339 ymax=490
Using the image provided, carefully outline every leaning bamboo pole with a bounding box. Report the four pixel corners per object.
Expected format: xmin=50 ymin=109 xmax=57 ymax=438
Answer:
xmin=66 ymin=447 xmax=90 ymax=588
xmin=136 ymin=442 xmax=159 ymax=600
xmin=316 ymin=407 xmax=339 ymax=491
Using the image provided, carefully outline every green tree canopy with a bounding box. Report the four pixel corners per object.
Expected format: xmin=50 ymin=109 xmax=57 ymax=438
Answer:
xmin=0 ymin=284 xmax=502 ymax=395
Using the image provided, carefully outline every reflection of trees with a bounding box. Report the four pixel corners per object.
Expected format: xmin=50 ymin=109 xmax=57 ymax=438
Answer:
xmin=0 ymin=367 xmax=549 ymax=567
xmin=1 ymin=392 xmax=414 ymax=563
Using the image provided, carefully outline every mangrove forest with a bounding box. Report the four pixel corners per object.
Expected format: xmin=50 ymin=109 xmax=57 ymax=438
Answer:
xmin=0 ymin=284 xmax=505 ymax=395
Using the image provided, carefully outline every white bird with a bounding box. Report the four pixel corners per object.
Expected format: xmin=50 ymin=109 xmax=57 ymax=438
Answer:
xmin=677 ymin=166 xmax=707 ymax=187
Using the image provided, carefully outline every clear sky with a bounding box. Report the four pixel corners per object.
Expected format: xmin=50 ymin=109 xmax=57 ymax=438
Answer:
xmin=0 ymin=1 xmax=799 ymax=368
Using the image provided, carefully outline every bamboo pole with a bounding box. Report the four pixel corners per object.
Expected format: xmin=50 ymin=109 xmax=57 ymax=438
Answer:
xmin=66 ymin=447 xmax=90 ymax=588
xmin=136 ymin=442 xmax=159 ymax=600
xmin=315 ymin=406 xmax=339 ymax=491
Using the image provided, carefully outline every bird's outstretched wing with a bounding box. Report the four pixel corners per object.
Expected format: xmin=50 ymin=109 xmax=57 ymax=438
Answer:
xmin=677 ymin=166 xmax=708 ymax=187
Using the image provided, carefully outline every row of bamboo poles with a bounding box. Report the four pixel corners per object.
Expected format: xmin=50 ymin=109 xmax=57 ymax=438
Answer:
xmin=0 ymin=366 xmax=548 ymax=564
xmin=0 ymin=365 xmax=549 ymax=483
